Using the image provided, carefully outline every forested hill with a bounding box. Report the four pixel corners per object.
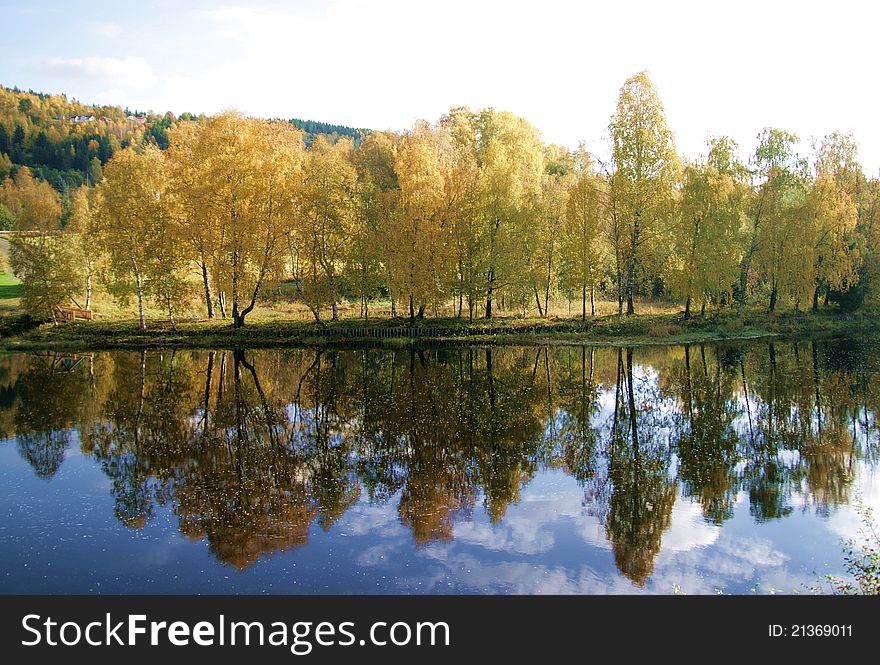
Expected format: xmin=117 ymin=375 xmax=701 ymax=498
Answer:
xmin=0 ymin=85 xmax=189 ymax=191
xmin=288 ymin=117 xmax=369 ymax=145
xmin=0 ymin=84 xmax=369 ymax=191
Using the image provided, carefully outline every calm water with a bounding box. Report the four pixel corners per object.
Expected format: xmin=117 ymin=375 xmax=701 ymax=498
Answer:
xmin=1 ymin=339 xmax=878 ymax=594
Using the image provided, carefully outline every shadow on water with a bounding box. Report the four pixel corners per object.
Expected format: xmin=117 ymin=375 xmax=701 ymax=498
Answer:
xmin=0 ymin=338 xmax=878 ymax=586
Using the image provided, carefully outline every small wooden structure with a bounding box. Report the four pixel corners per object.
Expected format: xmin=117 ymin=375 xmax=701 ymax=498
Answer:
xmin=56 ymin=306 xmax=93 ymax=321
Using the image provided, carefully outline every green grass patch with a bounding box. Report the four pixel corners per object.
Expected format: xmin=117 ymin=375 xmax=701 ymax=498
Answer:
xmin=3 ymin=304 xmax=879 ymax=352
xmin=0 ymin=271 xmax=22 ymax=316
xmin=0 ymin=271 xmax=21 ymax=298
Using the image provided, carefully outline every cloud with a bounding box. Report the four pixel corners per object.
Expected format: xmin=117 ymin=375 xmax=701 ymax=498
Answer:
xmin=660 ymin=500 xmax=722 ymax=553
xmin=827 ymin=462 xmax=880 ymax=543
xmin=87 ymin=22 xmax=121 ymax=38
xmin=37 ymin=56 xmax=157 ymax=90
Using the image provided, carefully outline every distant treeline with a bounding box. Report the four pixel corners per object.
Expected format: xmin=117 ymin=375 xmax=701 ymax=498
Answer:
xmin=288 ymin=117 xmax=369 ymax=145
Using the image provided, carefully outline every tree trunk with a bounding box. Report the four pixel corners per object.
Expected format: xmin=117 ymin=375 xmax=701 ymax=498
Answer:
xmin=625 ymin=257 xmax=635 ymax=316
xmin=203 ymin=351 xmax=214 ymax=433
xmin=582 ymin=285 xmax=587 ymax=321
xmin=201 ymin=261 xmax=214 ymax=319
xmin=590 ymin=285 xmax=595 ymax=316
xmin=737 ymin=192 xmax=765 ymax=314
xmin=626 ymin=218 xmax=639 ymax=316
xmin=458 ymin=259 xmax=464 ymax=318
xmin=812 ymin=282 xmax=821 ymax=312
xmin=167 ymin=295 xmax=176 ymax=331
xmin=129 ymin=251 xmax=146 ymax=331
xmin=626 ymin=347 xmax=639 ymax=463
xmin=486 ymin=285 xmax=493 ymax=319
xmin=234 ymin=277 xmax=265 ymax=329
xmin=85 ymin=265 xmax=92 ymax=311
xmin=218 ymin=292 xmax=227 ymax=318
xmin=684 ymin=295 xmax=692 ymax=320
xmin=135 ymin=273 xmax=145 ymax=331
xmin=544 ymin=259 xmax=551 ymax=318
xmin=409 ymin=294 xmax=415 ymax=325
xmin=535 ymin=287 xmax=544 ymax=317
xmin=769 ymin=282 xmax=778 ymax=313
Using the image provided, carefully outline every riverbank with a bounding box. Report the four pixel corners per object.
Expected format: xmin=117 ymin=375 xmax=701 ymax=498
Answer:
xmin=2 ymin=307 xmax=878 ymax=351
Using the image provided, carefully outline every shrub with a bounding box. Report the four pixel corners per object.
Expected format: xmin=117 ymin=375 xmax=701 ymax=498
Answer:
xmin=821 ymin=497 xmax=880 ymax=595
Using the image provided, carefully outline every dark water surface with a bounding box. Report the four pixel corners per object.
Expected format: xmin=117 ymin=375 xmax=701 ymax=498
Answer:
xmin=1 ymin=339 xmax=878 ymax=594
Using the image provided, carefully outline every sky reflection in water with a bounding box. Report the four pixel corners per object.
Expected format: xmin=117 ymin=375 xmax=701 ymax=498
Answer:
xmin=0 ymin=339 xmax=878 ymax=594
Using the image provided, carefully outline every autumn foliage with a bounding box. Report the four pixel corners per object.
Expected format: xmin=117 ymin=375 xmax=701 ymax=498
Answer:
xmin=2 ymin=73 xmax=878 ymax=327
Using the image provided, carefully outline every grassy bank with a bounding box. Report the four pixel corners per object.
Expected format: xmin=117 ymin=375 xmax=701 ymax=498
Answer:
xmin=2 ymin=305 xmax=877 ymax=351
xmin=0 ymin=270 xmax=22 ymax=315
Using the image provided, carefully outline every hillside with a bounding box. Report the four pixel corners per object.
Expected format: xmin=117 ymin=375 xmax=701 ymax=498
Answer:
xmin=0 ymin=84 xmax=369 ymax=191
xmin=288 ymin=117 xmax=369 ymax=146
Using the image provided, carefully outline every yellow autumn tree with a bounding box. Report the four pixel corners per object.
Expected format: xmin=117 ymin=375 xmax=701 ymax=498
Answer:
xmin=389 ymin=120 xmax=458 ymax=321
xmin=609 ymin=71 xmax=679 ymax=316
xmin=561 ymin=150 xmax=607 ymax=319
xmin=798 ymin=133 xmax=862 ymax=310
xmin=187 ymin=112 xmax=306 ymax=327
xmin=294 ymin=136 xmax=358 ymax=322
xmin=476 ymin=109 xmax=544 ymax=318
xmin=95 ymin=145 xmax=173 ymax=329
xmin=66 ymin=185 xmax=101 ymax=311
xmin=527 ymin=145 xmax=575 ymax=317
xmin=438 ymin=107 xmax=481 ymax=319
xmin=165 ymin=120 xmax=218 ymax=319
xmin=751 ymin=129 xmax=809 ymax=311
xmin=799 ymin=176 xmax=859 ymax=310
xmin=668 ymin=137 xmax=749 ymax=317
xmin=2 ymin=167 xmax=81 ymax=320
xmin=352 ymin=130 xmax=399 ymax=319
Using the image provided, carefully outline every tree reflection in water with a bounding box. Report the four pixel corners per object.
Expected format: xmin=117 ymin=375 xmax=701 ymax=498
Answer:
xmin=2 ymin=338 xmax=878 ymax=584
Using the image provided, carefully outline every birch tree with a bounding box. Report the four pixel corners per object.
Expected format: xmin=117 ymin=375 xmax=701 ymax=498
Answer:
xmin=95 ymin=145 xmax=169 ymax=330
xmin=561 ymin=152 xmax=607 ymax=319
xmin=609 ymin=71 xmax=678 ymax=316
xmin=668 ymin=137 xmax=748 ymax=317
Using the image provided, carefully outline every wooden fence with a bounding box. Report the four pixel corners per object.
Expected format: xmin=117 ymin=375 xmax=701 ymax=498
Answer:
xmin=56 ymin=306 xmax=93 ymax=321
xmin=324 ymin=323 xmax=590 ymax=339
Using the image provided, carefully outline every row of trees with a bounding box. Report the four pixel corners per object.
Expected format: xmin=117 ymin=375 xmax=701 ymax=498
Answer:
xmin=3 ymin=71 xmax=880 ymax=327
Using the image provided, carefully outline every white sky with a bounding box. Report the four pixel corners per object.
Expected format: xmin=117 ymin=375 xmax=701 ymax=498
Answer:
xmin=2 ymin=0 xmax=879 ymax=173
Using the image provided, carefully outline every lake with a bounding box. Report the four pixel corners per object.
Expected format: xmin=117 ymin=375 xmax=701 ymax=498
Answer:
xmin=1 ymin=339 xmax=877 ymax=594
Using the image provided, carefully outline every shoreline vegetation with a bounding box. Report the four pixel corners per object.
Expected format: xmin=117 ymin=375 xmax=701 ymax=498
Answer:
xmin=3 ymin=306 xmax=877 ymax=352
